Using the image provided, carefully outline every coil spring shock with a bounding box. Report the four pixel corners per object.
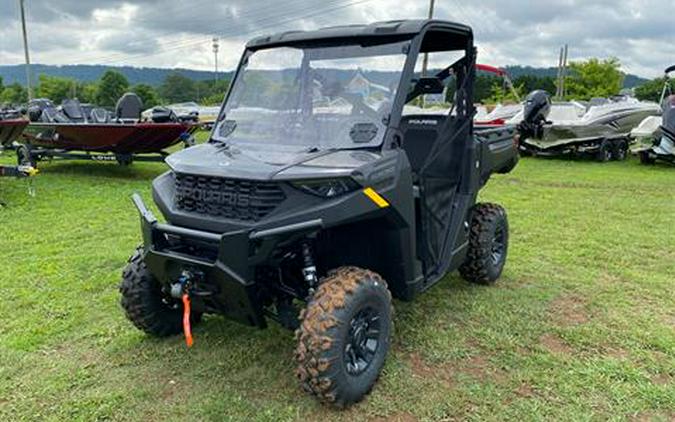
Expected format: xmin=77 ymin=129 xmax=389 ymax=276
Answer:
xmin=301 ymin=241 xmax=318 ymax=297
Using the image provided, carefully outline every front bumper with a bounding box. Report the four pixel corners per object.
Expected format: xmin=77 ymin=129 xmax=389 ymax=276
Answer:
xmin=132 ymin=193 xmax=323 ymax=328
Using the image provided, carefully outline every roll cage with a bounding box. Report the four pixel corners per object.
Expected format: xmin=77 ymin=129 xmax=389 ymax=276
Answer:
xmin=217 ymin=20 xmax=476 ymax=151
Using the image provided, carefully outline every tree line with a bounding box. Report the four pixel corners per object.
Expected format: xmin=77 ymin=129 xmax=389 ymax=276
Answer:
xmin=454 ymin=58 xmax=666 ymax=104
xmin=0 ymin=70 xmax=230 ymax=108
xmin=0 ymin=58 xmax=669 ymax=108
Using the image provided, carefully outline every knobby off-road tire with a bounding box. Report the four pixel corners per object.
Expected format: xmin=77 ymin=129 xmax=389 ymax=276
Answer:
xmin=120 ymin=247 xmax=199 ymax=337
xmin=295 ymin=267 xmax=393 ymax=407
xmin=460 ymin=203 xmax=509 ymax=285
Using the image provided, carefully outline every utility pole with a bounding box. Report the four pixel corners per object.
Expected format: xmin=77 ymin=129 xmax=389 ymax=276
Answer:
xmin=19 ymin=0 xmax=33 ymax=100
xmin=556 ymin=47 xmax=564 ymax=99
xmin=421 ymin=0 xmax=435 ymax=108
xmin=421 ymin=0 xmax=436 ymax=77
xmin=555 ymin=44 xmax=569 ymax=100
xmin=561 ymin=44 xmax=569 ymax=99
xmin=212 ymin=37 xmax=220 ymax=84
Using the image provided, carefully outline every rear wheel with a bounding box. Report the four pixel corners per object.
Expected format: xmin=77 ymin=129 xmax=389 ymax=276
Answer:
xmin=519 ymin=147 xmax=533 ymax=157
xmin=115 ymin=153 xmax=133 ymax=166
xmin=295 ymin=267 xmax=392 ymax=407
xmin=183 ymin=135 xmax=196 ymax=148
xmin=639 ymin=151 xmax=656 ymax=165
xmin=460 ymin=203 xmax=509 ymax=285
xmin=120 ymin=247 xmax=199 ymax=337
xmin=595 ymin=140 xmax=612 ymax=162
xmin=611 ymin=139 xmax=628 ymax=161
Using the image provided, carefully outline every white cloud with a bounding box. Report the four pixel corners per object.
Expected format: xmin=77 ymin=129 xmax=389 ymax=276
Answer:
xmin=0 ymin=0 xmax=672 ymax=78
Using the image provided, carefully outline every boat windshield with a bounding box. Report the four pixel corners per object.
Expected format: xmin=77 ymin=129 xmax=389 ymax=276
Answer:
xmin=212 ymin=41 xmax=409 ymax=150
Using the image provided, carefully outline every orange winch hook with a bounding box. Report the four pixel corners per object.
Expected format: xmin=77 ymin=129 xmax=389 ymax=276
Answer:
xmin=182 ymin=293 xmax=194 ymax=348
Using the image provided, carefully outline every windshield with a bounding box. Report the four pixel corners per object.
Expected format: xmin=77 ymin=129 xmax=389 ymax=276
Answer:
xmin=213 ymin=41 xmax=409 ymax=150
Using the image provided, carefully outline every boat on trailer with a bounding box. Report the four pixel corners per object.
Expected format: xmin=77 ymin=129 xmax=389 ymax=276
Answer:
xmin=18 ymin=93 xmax=199 ymax=167
xmin=0 ymin=111 xmax=36 ymax=179
xmin=519 ymin=94 xmax=661 ymax=161
xmin=0 ymin=109 xmax=29 ymax=148
xmin=632 ymin=65 xmax=675 ymax=165
xmin=474 ymin=64 xmax=522 ymax=129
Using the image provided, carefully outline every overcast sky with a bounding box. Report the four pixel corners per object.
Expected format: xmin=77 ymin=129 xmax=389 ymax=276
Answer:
xmin=0 ymin=0 xmax=672 ymax=78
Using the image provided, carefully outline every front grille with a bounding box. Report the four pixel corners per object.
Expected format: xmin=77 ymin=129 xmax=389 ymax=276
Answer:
xmin=174 ymin=173 xmax=286 ymax=222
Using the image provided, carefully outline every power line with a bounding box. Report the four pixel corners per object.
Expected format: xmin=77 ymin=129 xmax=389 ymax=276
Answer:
xmin=40 ymin=0 xmax=329 ymax=65
xmin=67 ymin=0 xmax=375 ymax=66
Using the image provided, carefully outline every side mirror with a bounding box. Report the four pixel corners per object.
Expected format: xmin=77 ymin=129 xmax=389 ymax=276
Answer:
xmin=415 ymin=77 xmax=445 ymax=95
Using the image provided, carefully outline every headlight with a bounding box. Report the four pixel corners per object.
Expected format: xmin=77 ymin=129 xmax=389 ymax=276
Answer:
xmin=291 ymin=178 xmax=360 ymax=198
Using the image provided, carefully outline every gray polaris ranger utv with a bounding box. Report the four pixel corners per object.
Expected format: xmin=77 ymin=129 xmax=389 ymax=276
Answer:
xmin=121 ymin=20 xmax=541 ymax=407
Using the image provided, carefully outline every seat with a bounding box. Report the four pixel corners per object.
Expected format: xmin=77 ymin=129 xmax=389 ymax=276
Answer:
xmin=399 ymin=114 xmax=451 ymax=175
xmin=60 ymin=99 xmax=86 ymax=123
xmin=90 ymin=108 xmax=110 ymax=123
xmin=41 ymin=107 xmax=70 ymax=123
xmin=115 ymin=93 xmax=143 ymax=122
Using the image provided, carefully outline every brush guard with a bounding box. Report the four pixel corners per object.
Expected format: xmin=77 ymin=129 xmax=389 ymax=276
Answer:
xmin=131 ymin=193 xmax=323 ymax=328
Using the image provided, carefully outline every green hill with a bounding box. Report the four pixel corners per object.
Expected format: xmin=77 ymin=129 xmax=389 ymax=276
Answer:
xmin=0 ymin=64 xmax=232 ymax=87
xmin=0 ymin=63 xmax=648 ymax=89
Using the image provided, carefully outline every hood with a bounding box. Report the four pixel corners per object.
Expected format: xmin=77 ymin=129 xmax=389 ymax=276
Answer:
xmin=165 ymin=142 xmax=381 ymax=180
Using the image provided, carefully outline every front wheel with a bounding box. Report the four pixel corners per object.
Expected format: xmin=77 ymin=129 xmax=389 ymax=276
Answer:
xmin=460 ymin=203 xmax=509 ymax=285
xmin=16 ymin=145 xmax=37 ymax=168
xmin=295 ymin=267 xmax=392 ymax=408
xmin=120 ymin=247 xmax=199 ymax=337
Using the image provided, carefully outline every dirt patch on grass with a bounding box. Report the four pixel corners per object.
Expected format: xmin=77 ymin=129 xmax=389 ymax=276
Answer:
xmin=630 ymin=411 xmax=675 ymax=422
xmin=460 ymin=355 xmax=507 ymax=383
xmin=548 ymin=293 xmax=589 ymax=326
xmin=539 ymin=333 xmax=574 ymax=355
xmin=407 ymin=352 xmax=507 ymax=387
xmin=44 ymin=343 xmax=105 ymax=368
xmin=603 ymin=347 xmax=630 ymax=361
xmin=408 ymin=353 xmax=454 ymax=387
xmin=515 ymin=383 xmax=536 ymax=398
xmin=651 ymin=373 xmax=673 ymax=386
xmin=370 ymin=412 xmax=419 ymax=422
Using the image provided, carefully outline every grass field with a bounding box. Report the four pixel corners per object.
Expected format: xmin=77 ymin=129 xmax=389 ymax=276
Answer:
xmin=0 ymin=145 xmax=673 ymax=421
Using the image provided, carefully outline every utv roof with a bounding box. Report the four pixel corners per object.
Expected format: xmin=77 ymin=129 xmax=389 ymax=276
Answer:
xmin=247 ymin=19 xmax=473 ymax=51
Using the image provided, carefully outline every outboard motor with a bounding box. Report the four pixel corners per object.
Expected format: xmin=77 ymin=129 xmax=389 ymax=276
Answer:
xmin=150 ymin=106 xmax=178 ymax=123
xmin=517 ymin=90 xmax=551 ymax=140
xmin=178 ymin=110 xmax=199 ymax=123
xmin=26 ymin=98 xmax=68 ymax=123
xmin=654 ymin=95 xmax=675 ymax=155
xmin=27 ymin=105 xmax=43 ymax=122
xmin=0 ymin=108 xmax=22 ymax=120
